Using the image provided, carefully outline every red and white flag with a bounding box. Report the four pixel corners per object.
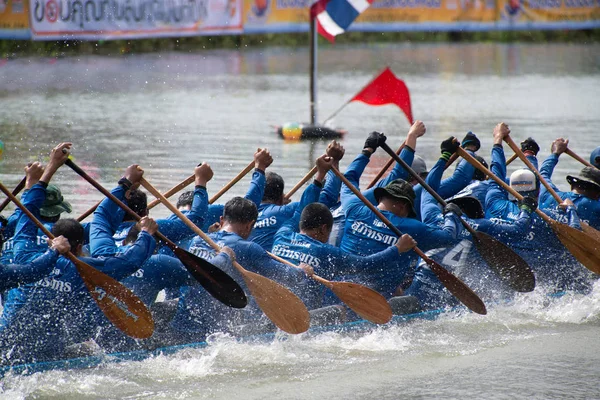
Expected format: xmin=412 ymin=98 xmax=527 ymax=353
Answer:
xmin=310 ymin=0 xmax=375 ymax=43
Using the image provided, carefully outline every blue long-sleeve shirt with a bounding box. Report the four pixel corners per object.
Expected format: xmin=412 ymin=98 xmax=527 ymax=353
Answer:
xmin=0 ymin=183 xmax=156 ymax=365
xmin=272 ymin=194 xmax=405 ymax=306
xmin=413 ymin=154 xmax=475 ymax=221
xmin=539 ymin=154 xmax=600 ymax=229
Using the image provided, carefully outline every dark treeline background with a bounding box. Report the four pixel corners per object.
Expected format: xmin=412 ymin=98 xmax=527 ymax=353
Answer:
xmin=1 ymin=29 xmax=599 ymax=57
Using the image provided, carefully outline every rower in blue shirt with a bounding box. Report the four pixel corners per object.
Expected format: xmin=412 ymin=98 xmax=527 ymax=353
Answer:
xmin=538 ymin=138 xmax=600 ymax=229
xmin=484 ymin=125 xmax=591 ymax=291
xmin=0 ymin=143 xmax=158 ymax=365
xmin=327 ymin=123 xmax=426 ymax=246
xmin=405 ymin=143 xmax=538 ymax=310
xmin=105 ymin=162 xmax=212 ymax=257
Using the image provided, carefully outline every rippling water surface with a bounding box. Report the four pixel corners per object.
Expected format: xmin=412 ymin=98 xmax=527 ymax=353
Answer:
xmin=0 ymin=42 xmax=599 ymax=398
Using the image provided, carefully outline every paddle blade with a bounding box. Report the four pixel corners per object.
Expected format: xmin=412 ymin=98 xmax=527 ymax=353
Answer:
xmin=326 ymin=281 xmax=392 ymax=324
xmin=427 ymin=259 xmax=487 ymax=315
xmin=173 ymin=247 xmax=248 ymax=308
xmin=473 ymin=231 xmax=536 ymax=292
xmin=581 ymin=222 xmax=600 ymax=242
xmin=549 ymin=220 xmax=600 ymax=275
xmin=74 ymin=260 xmax=154 ymax=339
xmin=238 ymin=267 xmax=310 ymax=334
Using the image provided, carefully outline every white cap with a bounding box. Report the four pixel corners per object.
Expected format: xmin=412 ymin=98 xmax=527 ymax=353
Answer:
xmin=509 ymin=169 xmax=537 ymax=200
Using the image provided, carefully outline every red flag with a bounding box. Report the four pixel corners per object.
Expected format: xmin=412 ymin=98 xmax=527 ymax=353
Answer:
xmin=351 ymin=67 xmax=413 ymax=125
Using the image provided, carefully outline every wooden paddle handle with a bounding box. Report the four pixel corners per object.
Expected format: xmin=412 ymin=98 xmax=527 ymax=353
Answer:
xmin=505 ymin=153 xmax=518 ymax=166
xmin=566 ymin=148 xmax=596 ymax=169
xmin=65 ymin=159 xmax=175 ymax=246
xmin=147 ymin=174 xmax=195 ymax=210
xmin=366 ymin=143 xmax=405 ymax=189
xmin=504 ymin=136 xmax=563 ymax=204
xmin=0 ymin=177 xmax=26 ymax=213
xmin=209 ymin=160 xmax=255 ymax=204
xmin=284 ymin=166 xmax=317 ymax=200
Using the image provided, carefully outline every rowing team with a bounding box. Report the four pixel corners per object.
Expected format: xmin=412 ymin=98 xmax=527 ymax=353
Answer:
xmin=0 ymin=122 xmax=599 ymax=366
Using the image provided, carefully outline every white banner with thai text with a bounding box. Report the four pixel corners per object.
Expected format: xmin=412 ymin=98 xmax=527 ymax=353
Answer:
xmin=29 ymin=0 xmax=242 ymax=40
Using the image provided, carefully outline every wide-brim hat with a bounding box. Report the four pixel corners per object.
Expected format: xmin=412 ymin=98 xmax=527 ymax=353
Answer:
xmin=40 ymin=184 xmax=72 ymax=218
xmin=374 ymin=179 xmax=417 ymax=218
xmin=566 ymin=167 xmax=600 ymax=192
xmin=447 ymin=195 xmax=484 ymax=219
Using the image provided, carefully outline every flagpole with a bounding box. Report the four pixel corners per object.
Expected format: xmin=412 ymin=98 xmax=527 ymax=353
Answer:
xmin=322 ymin=66 xmax=390 ymax=126
xmin=309 ymin=14 xmax=318 ymax=125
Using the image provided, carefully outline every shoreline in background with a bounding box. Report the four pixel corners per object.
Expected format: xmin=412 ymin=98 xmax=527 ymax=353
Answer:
xmin=1 ymin=29 xmax=599 ymax=58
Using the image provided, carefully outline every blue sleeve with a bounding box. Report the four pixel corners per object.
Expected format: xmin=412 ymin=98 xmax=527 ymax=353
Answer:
xmin=379 ymin=146 xmax=415 ymax=186
xmin=274 ymin=182 xmax=323 ymax=243
xmin=245 ymin=169 xmax=266 ymax=207
xmin=539 ymin=154 xmax=563 ymax=208
xmin=327 ymin=245 xmax=400 ymax=277
xmin=319 ymin=170 xmax=341 ymax=208
xmin=438 ymin=153 xmax=475 ymax=199
xmin=566 ymin=205 xmax=581 ymax=230
xmin=420 ymin=159 xmax=445 ymax=225
xmin=158 ymin=186 xmax=208 ymax=243
xmin=90 ymin=185 xmax=127 ymax=257
xmin=341 ymin=153 xmax=378 ymax=214
xmin=473 ymin=211 xmax=532 ymax=237
xmin=0 ymin=249 xmax=59 ymax=292
xmin=13 ymin=184 xmax=47 ymax=263
xmin=92 ymin=230 xmax=157 ymax=280
xmin=485 ymin=145 xmax=510 ymax=218
xmin=247 ymin=242 xmax=306 ymax=285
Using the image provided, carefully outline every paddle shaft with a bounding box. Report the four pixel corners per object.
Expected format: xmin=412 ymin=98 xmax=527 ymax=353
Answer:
xmin=0 ymin=177 xmax=26 ymax=213
xmin=284 ymin=166 xmax=317 ymax=200
xmin=504 ymin=136 xmax=565 ymax=204
xmin=379 ymin=143 xmax=478 ymax=237
xmin=457 ymin=148 xmax=554 ymax=224
xmin=366 ymin=143 xmax=405 ymax=190
xmin=65 ymin=159 xmax=176 ymax=248
xmin=565 ymin=148 xmax=596 ymax=169
xmin=505 ymin=153 xmax=518 ymax=166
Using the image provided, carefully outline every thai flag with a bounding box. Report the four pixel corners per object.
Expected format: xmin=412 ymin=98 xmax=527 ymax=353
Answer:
xmin=310 ymin=0 xmax=375 ymax=43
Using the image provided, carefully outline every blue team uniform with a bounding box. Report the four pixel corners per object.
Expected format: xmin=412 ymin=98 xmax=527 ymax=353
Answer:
xmin=0 ymin=183 xmax=156 ymax=364
xmin=539 ymin=154 xmax=600 ymax=229
xmin=272 ymin=194 xmax=405 ymax=307
xmin=405 ymin=155 xmax=535 ymax=309
xmin=413 ymin=155 xmax=475 ymax=221
xmin=485 ymin=145 xmax=591 ymax=291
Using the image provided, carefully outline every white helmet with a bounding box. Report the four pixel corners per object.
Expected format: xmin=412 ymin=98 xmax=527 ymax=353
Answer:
xmin=509 ymin=169 xmax=537 ymax=200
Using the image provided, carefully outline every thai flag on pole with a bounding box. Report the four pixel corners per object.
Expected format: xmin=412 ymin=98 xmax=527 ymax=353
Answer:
xmin=310 ymin=0 xmax=375 ymax=43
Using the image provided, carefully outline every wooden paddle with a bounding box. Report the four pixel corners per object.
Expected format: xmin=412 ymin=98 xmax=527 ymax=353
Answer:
xmin=0 ymin=181 xmax=155 ymax=339
xmin=284 ymin=167 xmax=318 ymax=200
xmin=565 ymin=148 xmax=597 ymax=169
xmin=64 ymin=159 xmax=248 ymax=309
xmin=78 ymin=160 xmax=257 ymax=221
xmin=330 ymin=166 xmax=487 ymax=315
xmin=267 ymin=251 xmax=393 ymax=324
xmin=504 ymin=136 xmax=600 ymax=242
xmin=380 ymin=143 xmax=535 ymax=292
xmin=366 ymin=143 xmax=405 ymax=190
xmin=457 ymin=147 xmax=600 ymax=275
xmin=505 ymin=153 xmax=518 ymax=166
xmin=0 ymin=177 xmax=26 ymax=213
xmin=139 ymin=177 xmax=311 ymax=335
